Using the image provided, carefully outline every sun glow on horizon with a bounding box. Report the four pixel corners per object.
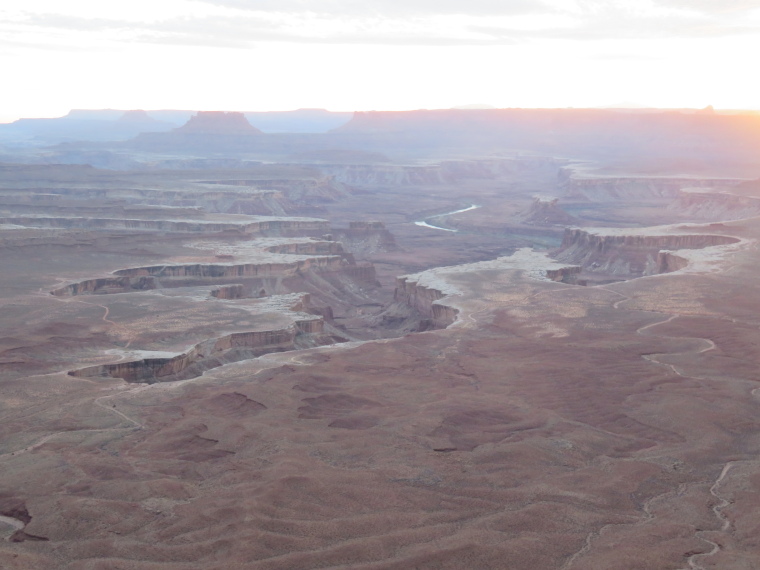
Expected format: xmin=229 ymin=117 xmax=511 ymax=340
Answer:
xmin=2 ymin=1 xmax=760 ymax=122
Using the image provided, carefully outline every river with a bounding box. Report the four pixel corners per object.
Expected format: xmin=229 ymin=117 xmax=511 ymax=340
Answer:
xmin=414 ymin=204 xmax=480 ymax=232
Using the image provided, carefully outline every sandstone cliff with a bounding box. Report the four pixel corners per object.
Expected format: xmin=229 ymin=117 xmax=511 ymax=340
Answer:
xmin=321 ymin=157 xmax=559 ymax=187
xmin=112 ymin=256 xmax=345 ymax=279
xmin=210 ymin=284 xmax=245 ymax=299
xmin=332 ymin=221 xmax=398 ymax=255
xmin=51 ymin=276 xmax=156 ymax=297
xmin=520 ymin=197 xmax=578 ymax=226
xmin=394 ymin=276 xmax=459 ymax=330
xmin=559 ymin=175 xmax=738 ymax=202
xmin=69 ymin=318 xmax=330 ymax=383
xmin=554 ymin=228 xmax=741 ymax=277
xmin=0 ymin=216 xmax=330 ymax=235
xmin=668 ymin=189 xmax=760 ymax=222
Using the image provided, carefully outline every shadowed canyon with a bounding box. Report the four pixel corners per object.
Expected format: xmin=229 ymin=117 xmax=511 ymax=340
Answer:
xmin=2 ymin=109 xmax=760 ymax=569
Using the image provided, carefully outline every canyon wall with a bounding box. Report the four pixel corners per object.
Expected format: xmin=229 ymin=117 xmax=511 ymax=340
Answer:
xmin=53 ymin=255 xmax=376 ymax=298
xmin=210 ymin=284 xmax=245 ymax=299
xmin=321 ymin=158 xmax=559 ymax=187
xmin=394 ymin=277 xmax=459 ymax=329
xmin=559 ymin=176 xmax=738 ymax=202
xmin=0 ymin=216 xmax=330 ymax=235
xmin=545 ymin=265 xmax=583 ymax=284
xmin=112 ymin=256 xmax=345 ymax=279
xmin=332 ymin=221 xmax=398 ymax=255
xmin=51 ymin=276 xmax=156 ymax=297
xmin=69 ymin=318 xmax=328 ymax=383
xmin=555 ymin=228 xmax=740 ymax=276
xmin=263 ymin=240 xmax=345 ymax=256
xmin=669 ymin=190 xmax=760 ymax=221
xmin=656 ymin=251 xmax=690 ymax=273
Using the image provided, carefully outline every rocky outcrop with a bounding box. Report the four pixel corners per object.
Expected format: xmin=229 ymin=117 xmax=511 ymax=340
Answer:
xmin=321 ymin=158 xmax=559 ymax=187
xmin=521 ymin=197 xmax=577 ymax=226
xmin=555 ymin=228 xmax=741 ymax=276
xmin=0 ymin=216 xmax=330 ymax=235
xmin=340 ymin=263 xmax=379 ymax=284
xmin=332 ymin=221 xmax=398 ymax=255
xmin=69 ymin=318 xmax=331 ymax=383
xmin=55 ymin=255 xmax=376 ymax=297
xmin=656 ymin=251 xmax=690 ymax=273
xmin=113 ymin=256 xmax=345 ymax=279
xmin=0 ymin=179 xmax=347 ymax=217
xmin=328 ymin=164 xmax=448 ymax=186
xmin=263 ymin=240 xmax=345 ymax=256
xmin=560 ymin=175 xmax=742 ymax=202
xmin=201 ymin=176 xmax=351 ymax=206
xmin=51 ymin=276 xmax=156 ymax=297
xmin=210 ymin=284 xmax=245 ymax=299
xmin=668 ymin=190 xmax=760 ymax=222
xmin=394 ymin=277 xmax=459 ymax=329
xmin=545 ymin=265 xmax=583 ymax=284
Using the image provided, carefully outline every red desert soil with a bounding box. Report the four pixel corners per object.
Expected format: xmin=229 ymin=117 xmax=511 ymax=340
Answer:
xmin=2 ymin=220 xmax=760 ymax=568
xmin=2 ymin=157 xmax=760 ymax=569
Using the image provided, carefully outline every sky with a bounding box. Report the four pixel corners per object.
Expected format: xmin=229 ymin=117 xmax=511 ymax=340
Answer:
xmin=2 ymin=0 xmax=760 ymax=122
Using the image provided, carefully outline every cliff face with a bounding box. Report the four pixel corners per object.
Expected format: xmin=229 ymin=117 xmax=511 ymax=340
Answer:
xmin=545 ymin=265 xmax=583 ymax=284
xmin=69 ymin=318 xmax=329 ymax=383
xmin=202 ymin=176 xmax=351 ymax=204
xmin=656 ymin=251 xmax=690 ymax=273
xmin=51 ymin=276 xmax=156 ymax=297
xmin=54 ymin=255 xmax=376 ymax=297
xmin=112 ymin=256 xmax=345 ymax=279
xmin=560 ymin=176 xmax=733 ymax=202
xmin=327 ymin=164 xmax=447 ymax=186
xmin=394 ymin=277 xmax=458 ymax=329
xmin=0 ymin=216 xmax=330 ymax=235
xmin=322 ymin=158 xmax=559 ymax=187
xmin=263 ymin=240 xmax=345 ymax=255
xmin=333 ymin=221 xmax=398 ymax=255
xmin=521 ymin=197 xmax=577 ymax=226
xmin=669 ymin=190 xmax=760 ymax=221
xmin=555 ymin=228 xmax=740 ymax=277
xmin=210 ymin=284 xmax=245 ymax=299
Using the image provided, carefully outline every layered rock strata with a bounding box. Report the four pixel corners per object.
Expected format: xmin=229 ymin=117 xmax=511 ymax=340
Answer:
xmin=210 ymin=284 xmax=245 ymax=299
xmin=51 ymin=276 xmax=157 ymax=297
xmin=68 ymin=293 xmax=337 ymax=383
xmin=69 ymin=320 xmax=327 ymax=383
xmin=555 ymin=227 xmax=741 ymax=277
xmin=396 ymin=249 xmax=582 ymax=329
xmin=0 ymin=215 xmax=329 ymax=235
xmin=669 ymin=188 xmax=760 ymax=221
xmin=560 ymin=174 xmax=741 ymax=202
xmin=322 ymin=157 xmax=560 ymax=187
xmin=112 ymin=257 xmax=345 ymax=279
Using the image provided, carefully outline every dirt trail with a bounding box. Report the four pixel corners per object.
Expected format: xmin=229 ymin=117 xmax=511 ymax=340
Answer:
xmin=684 ymin=462 xmax=735 ymax=570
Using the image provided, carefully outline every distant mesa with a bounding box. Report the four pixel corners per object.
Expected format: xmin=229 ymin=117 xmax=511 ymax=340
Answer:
xmin=174 ymin=111 xmax=262 ymax=135
xmin=452 ymin=103 xmax=497 ymax=110
xmin=119 ymin=109 xmax=158 ymax=122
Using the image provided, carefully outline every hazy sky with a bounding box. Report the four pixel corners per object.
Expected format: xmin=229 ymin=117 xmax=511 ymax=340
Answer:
xmin=2 ymin=0 xmax=759 ymax=122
